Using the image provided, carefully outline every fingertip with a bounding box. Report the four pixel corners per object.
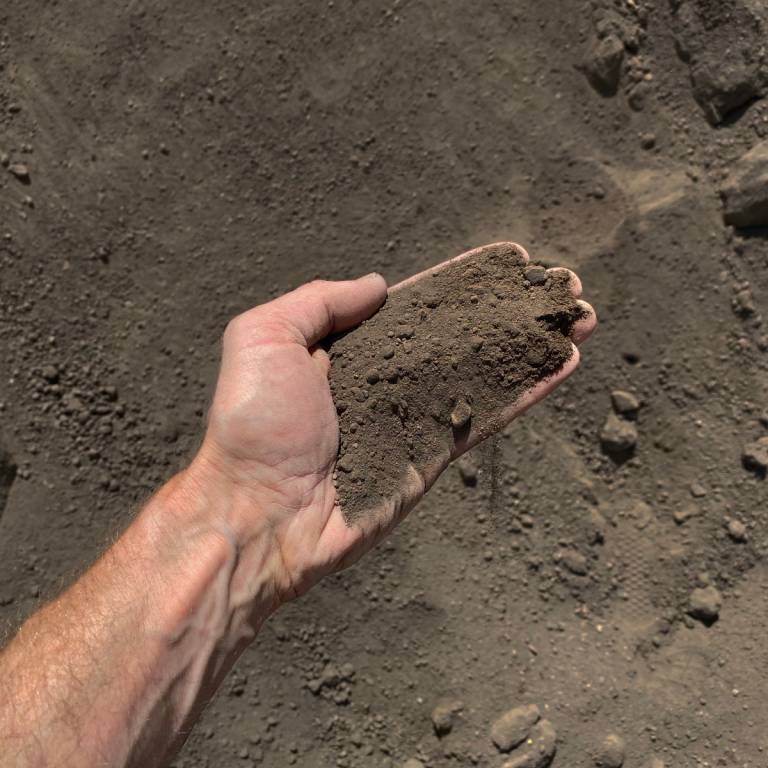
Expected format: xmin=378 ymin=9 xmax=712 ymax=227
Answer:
xmin=547 ymin=267 xmax=582 ymax=297
xmin=360 ymin=271 xmax=388 ymax=300
xmin=572 ymin=300 xmax=597 ymax=345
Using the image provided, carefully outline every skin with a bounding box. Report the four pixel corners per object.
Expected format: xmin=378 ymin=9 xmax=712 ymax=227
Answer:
xmin=0 ymin=243 xmax=595 ymax=768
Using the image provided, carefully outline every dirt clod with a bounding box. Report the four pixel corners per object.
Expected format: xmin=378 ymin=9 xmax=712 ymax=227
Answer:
xmin=431 ymin=699 xmax=462 ymax=737
xmin=742 ymin=436 xmax=768 ymax=475
xmin=727 ymin=519 xmax=748 ymax=542
xmin=688 ymin=585 xmax=723 ymax=625
xmin=328 ymin=243 xmax=584 ymax=522
xmin=600 ymin=413 xmax=638 ymax=461
xmin=491 ymin=703 xmax=541 ymax=753
xmin=501 ymin=719 xmax=557 ymax=768
xmin=611 ymin=390 xmax=640 ymax=419
xmin=595 ymin=733 xmax=626 ymax=768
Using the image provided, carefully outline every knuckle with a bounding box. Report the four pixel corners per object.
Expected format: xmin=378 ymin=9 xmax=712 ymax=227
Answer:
xmin=223 ymin=313 xmax=248 ymax=342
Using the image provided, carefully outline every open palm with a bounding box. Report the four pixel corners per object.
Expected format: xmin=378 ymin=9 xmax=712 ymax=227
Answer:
xmin=196 ymin=244 xmax=595 ymax=605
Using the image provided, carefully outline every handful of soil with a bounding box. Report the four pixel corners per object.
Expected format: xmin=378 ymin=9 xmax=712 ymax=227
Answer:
xmin=327 ymin=242 xmax=584 ymax=523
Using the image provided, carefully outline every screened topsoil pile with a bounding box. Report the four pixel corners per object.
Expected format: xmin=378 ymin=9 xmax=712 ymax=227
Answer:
xmin=328 ymin=243 xmax=584 ymax=521
xmin=3 ymin=1 xmax=768 ymax=766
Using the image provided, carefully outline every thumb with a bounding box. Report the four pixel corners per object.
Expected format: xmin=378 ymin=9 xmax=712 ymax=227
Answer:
xmin=266 ymin=273 xmax=388 ymax=346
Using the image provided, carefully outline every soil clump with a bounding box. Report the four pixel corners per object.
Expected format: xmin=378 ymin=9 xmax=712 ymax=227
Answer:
xmin=327 ymin=243 xmax=584 ymax=522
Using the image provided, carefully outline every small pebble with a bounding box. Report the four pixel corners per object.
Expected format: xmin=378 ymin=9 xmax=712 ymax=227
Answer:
xmin=457 ymin=456 xmax=478 ymax=487
xmin=688 ymin=585 xmax=722 ymax=625
xmin=743 ymin=437 xmax=768 ymax=474
xmin=8 ymin=163 xmax=29 ymax=182
xmin=727 ymin=519 xmax=747 ymax=543
xmin=689 ymin=482 xmax=707 ymax=498
xmin=501 ymin=719 xmax=557 ymax=768
xmin=525 ymin=266 xmax=547 ymax=285
xmin=431 ymin=699 xmax=462 ymax=737
xmin=600 ymin=413 xmax=637 ymax=459
xmin=610 ymin=390 xmax=640 ymax=419
xmin=595 ymin=733 xmax=625 ymax=767
xmin=451 ymin=398 xmax=472 ymax=429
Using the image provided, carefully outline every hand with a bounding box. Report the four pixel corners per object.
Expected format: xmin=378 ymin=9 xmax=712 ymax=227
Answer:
xmin=186 ymin=245 xmax=596 ymax=609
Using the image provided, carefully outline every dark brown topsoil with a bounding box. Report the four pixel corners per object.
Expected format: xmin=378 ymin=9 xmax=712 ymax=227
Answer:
xmin=328 ymin=244 xmax=583 ymax=522
xmin=5 ymin=0 xmax=768 ymax=766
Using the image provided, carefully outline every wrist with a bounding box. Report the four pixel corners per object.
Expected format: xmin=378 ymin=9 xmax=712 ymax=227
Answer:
xmin=134 ymin=456 xmax=285 ymax=644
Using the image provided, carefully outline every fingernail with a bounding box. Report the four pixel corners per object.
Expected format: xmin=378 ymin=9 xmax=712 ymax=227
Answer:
xmin=362 ymin=271 xmax=384 ymax=281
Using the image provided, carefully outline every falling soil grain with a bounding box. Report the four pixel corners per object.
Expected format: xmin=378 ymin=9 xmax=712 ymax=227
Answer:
xmin=327 ymin=242 xmax=585 ymax=522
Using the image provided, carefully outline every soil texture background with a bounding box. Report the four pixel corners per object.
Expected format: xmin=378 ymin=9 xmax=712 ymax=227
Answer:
xmin=2 ymin=1 xmax=768 ymax=767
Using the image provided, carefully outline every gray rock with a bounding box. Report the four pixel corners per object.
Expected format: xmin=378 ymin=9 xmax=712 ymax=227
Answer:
xmin=600 ymin=413 xmax=637 ymax=460
xmin=501 ymin=719 xmax=557 ymax=768
xmin=688 ymin=585 xmax=723 ymax=625
xmin=0 ymin=436 xmax=17 ymax=518
xmin=582 ymin=34 xmax=625 ymax=96
xmin=401 ymin=761 xmax=424 ymax=768
xmin=671 ymin=0 xmax=768 ymax=124
xmin=722 ymin=142 xmax=768 ymax=227
xmin=491 ymin=703 xmax=541 ymax=753
xmin=595 ymin=733 xmax=625 ymax=767
xmin=743 ymin=436 xmax=768 ymax=474
xmin=641 ymin=758 xmax=665 ymax=768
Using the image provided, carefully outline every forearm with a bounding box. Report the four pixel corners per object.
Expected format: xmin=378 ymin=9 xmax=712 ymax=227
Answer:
xmin=0 ymin=466 xmax=279 ymax=768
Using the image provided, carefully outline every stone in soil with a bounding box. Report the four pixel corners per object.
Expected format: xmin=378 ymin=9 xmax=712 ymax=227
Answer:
xmin=595 ymin=733 xmax=626 ymax=767
xmin=600 ymin=413 xmax=637 ymax=461
xmin=456 ymin=455 xmax=478 ymax=487
xmin=727 ymin=519 xmax=748 ymax=542
xmin=721 ymin=141 xmax=768 ymax=227
xmin=688 ymin=585 xmax=723 ymax=625
xmin=670 ymin=0 xmax=768 ymax=124
xmin=327 ymin=243 xmax=585 ymax=522
xmin=491 ymin=703 xmax=541 ymax=753
xmin=610 ymin=390 xmax=640 ymax=419
xmin=581 ymin=34 xmax=624 ymax=96
xmin=8 ymin=162 xmax=30 ymax=182
xmin=501 ymin=719 xmax=557 ymax=768
xmin=742 ymin=436 xmax=768 ymax=475
xmin=431 ymin=699 xmax=462 ymax=737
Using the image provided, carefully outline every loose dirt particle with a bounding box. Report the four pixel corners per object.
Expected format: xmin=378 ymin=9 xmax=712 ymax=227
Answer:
xmin=327 ymin=243 xmax=584 ymax=522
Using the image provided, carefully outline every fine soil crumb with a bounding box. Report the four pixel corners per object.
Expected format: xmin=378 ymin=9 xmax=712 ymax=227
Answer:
xmin=327 ymin=243 xmax=585 ymax=523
